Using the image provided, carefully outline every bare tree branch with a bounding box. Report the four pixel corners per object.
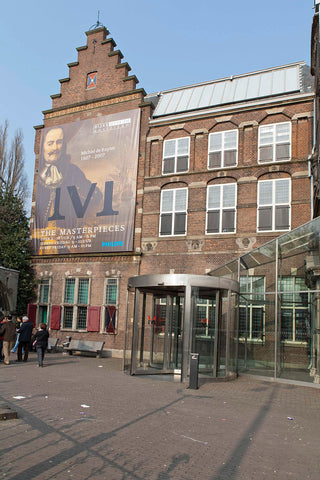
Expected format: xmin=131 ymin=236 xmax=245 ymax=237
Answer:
xmin=0 ymin=121 xmax=28 ymax=202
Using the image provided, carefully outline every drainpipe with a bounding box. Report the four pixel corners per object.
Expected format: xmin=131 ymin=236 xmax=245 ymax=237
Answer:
xmin=308 ymin=157 xmax=314 ymax=219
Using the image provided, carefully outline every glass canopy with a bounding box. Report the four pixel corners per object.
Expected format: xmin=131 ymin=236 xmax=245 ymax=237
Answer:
xmin=211 ymin=216 xmax=320 ymax=384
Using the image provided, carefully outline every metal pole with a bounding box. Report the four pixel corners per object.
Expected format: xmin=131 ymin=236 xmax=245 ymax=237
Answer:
xmin=163 ymin=294 xmax=172 ymax=372
xmin=139 ymin=293 xmax=146 ymax=364
xmin=235 ymin=258 xmax=241 ymax=375
xmin=130 ymin=288 xmax=141 ymax=375
xmin=274 ymin=238 xmax=279 ymax=379
xmin=182 ymin=285 xmax=192 ymax=383
xmin=123 ymin=287 xmax=130 ymax=372
xmin=213 ymin=290 xmax=220 ymax=378
xmin=225 ymin=289 xmax=231 ymax=377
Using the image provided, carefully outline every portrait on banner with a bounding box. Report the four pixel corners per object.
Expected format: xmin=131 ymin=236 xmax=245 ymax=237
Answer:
xmin=32 ymin=109 xmax=141 ymax=255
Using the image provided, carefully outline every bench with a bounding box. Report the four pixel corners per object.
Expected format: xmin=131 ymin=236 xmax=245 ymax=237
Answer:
xmin=65 ymin=340 xmax=105 ymax=358
xmin=47 ymin=338 xmax=59 ymax=353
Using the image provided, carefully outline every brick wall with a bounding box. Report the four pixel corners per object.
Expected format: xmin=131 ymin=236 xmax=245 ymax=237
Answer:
xmin=30 ymin=28 xmax=314 ymax=357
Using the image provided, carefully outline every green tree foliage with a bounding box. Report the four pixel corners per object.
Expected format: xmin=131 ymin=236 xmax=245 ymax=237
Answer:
xmin=0 ymin=189 xmax=36 ymax=314
xmin=0 ymin=121 xmax=36 ymax=314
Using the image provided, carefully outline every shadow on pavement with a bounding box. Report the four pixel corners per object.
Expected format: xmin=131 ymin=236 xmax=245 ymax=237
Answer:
xmin=211 ymin=385 xmax=277 ymax=480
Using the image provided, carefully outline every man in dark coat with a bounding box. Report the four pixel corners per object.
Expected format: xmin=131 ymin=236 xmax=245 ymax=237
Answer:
xmin=17 ymin=316 xmax=34 ymax=362
xmin=33 ymin=323 xmax=49 ymax=367
xmin=0 ymin=315 xmax=16 ymax=365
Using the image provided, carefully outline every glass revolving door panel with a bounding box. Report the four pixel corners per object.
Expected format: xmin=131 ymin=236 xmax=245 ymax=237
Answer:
xmin=191 ymin=287 xmax=218 ymax=377
xmin=132 ymin=287 xmax=184 ymax=375
xmin=150 ymin=295 xmax=183 ymax=372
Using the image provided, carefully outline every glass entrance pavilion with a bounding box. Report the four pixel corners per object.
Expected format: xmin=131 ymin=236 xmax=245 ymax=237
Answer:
xmin=124 ymin=217 xmax=320 ymax=385
xmin=211 ymin=216 xmax=320 ymax=385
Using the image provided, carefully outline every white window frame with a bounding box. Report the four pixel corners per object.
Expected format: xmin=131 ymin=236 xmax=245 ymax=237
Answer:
xmin=239 ymin=276 xmax=265 ymax=342
xmin=62 ymin=277 xmax=91 ymax=331
xmin=159 ymin=188 xmax=188 ymax=237
xmin=258 ymin=122 xmax=291 ymax=164
xmin=102 ymin=277 xmax=119 ymax=334
xmin=207 ymin=129 xmax=238 ymax=169
xmin=37 ymin=278 xmax=51 ymax=326
xmin=194 ymin=298 xmax=216 ymax=339
xmin=257 ymin=178 xmax=291 ymax=232
xmin=162 ymin=137 xmax=190 ymax=175
xmin=279 ymin=276 xmax=310 ymax=343
xmin=206 ymin=183 xmax=237 ymax=234
xmin=155 ymin=297 xmax=183 ymax=336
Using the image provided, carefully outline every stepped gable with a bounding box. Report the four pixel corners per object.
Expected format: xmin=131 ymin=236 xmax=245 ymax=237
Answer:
xmin=49 ymin=26 xmax=140 ymax=110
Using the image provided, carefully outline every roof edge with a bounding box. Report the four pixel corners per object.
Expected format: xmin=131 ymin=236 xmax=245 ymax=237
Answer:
xmin=146 ymin=61 xmax=308 ymax=98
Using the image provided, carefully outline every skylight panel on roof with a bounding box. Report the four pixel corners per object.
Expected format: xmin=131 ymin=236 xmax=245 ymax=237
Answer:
xmin=153 ymin=63 xmax=305 ymax=117
xmin=285 ymin=65 xmax=300 ymax=91
xmin=259 ymin=71 xmax=273 ymax=97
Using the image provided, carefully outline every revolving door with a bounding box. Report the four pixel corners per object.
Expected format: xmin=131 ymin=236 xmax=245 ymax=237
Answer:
xmin=125 ymin=274 xmax=239 ymax=382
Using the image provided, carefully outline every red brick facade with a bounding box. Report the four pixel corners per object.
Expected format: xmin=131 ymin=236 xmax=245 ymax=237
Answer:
xmin=30 ymin=27 xmax=314 ymax=357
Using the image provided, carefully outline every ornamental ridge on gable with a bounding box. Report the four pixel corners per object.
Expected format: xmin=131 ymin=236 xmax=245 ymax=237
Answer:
xmin=49 ymin=26 xmax=142 ymax=111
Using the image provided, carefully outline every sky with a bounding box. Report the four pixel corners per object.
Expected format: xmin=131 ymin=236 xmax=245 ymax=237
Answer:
xmin=0 ymin=0 xmax=315 ymax=213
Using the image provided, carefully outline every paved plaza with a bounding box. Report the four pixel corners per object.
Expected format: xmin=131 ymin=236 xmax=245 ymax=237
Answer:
xmin=0 ymin=352 xmax=320 ymax=480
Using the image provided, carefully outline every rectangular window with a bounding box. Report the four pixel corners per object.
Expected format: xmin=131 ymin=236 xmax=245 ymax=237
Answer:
xmin=279 ymin=277 xmax=310 ymax=342
xmin=239 ymin=276 xmax=265 ymax=340
xmin=106 ymin=278 xmax=118 ymax=305
xmin=206 ymin=183 xmax=236 ymax=234
xmin=39 ymin=280 xmax=49 ymax=303
xmin=162 ymin=137 xmax=190 ymax=174
xmin=258 ymin=122 xmax=291 ymax=163
xmin=78 ymin=278 xmax=89 ymax=304
xmin=257 ymin=179 xmax=290 ymax=232
xmin=194 ymin=298 xmax=216 ymax=338
xmin=160 ymin=188 xmax=188 ymax=236
xmin=62 ymin=278 xmax=90 ymax=330
xmin=64 ymin=306 xmax=74 ymax=329
xmin=208 ymin=130 xmax=238 ymax=169
xmin=38 ymin=279 xmax=50 ymax=325
xmin=64 ymin=278 xmax=75 ymax=304
xmin=104 ymin=278 xmax=119 ymax=334
xmin=76 ymin=279 xmax=89 ymax=329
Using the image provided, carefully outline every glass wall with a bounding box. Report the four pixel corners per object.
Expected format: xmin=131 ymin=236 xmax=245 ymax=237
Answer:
xmin=211 ymin=217 xmax=320 ymax=384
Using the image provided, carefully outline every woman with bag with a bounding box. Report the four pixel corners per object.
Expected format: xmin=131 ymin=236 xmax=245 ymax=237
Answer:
xmin=33 ymin=323 xmax=49 ymax=367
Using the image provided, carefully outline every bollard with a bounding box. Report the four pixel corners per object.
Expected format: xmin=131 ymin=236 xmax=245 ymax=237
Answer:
xmin=189 ymin=353 xmax=199 ymax=389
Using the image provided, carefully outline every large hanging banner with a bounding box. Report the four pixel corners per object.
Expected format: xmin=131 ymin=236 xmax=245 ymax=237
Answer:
xmin=32 ymin=109 xmax=140 ymax=255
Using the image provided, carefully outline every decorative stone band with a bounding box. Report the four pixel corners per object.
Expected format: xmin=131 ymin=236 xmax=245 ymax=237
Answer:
xmin=44 ymin=92 xmax=142 ymax=119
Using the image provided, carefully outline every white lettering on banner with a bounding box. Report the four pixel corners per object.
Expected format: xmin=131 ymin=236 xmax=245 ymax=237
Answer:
xmin=93 ymin=118 xmax=131 ymax=133
xmin=80 ymin=146 xmax=115 ymax=161
xmin=40 ymin=224 xmax=126 ymax=237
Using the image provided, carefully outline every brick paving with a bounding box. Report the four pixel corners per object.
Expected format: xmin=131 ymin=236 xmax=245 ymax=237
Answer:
xmin=0 ymin=352 xmax=320 ymax=480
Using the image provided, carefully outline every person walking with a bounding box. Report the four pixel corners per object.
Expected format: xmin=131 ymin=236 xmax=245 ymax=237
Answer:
xmin=0 ymin=316 xmax=6 ymax=362
xmin=0 ymin=315 xmax=17 ymax=365
xmin=11 ymin=317 xmax=22 ymax=353
xmin=17 ymin=316 xmax=33 ymax=362
xmin=32 ymin=323 xmax=49 ymax=367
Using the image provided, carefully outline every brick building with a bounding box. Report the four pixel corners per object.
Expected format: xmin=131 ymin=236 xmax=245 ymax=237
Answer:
xmin=30 ymin=25 xmax=314 ymax=368
xmin=30 ymin=26 xmax=152 ymax=356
